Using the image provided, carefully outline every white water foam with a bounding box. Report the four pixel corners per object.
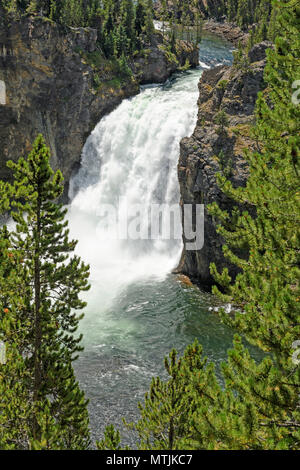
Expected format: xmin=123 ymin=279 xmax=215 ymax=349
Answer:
xmin=67 ymin=69 xmax=204 ymax=309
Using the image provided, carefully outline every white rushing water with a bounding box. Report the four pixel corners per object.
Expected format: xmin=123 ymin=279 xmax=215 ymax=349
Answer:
xmin=68 ymin=69 xmax=204 ymax=310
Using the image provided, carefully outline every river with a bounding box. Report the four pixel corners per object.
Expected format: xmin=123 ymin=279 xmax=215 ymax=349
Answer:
xmin=67 ymin=35 xmax=242 ymax=446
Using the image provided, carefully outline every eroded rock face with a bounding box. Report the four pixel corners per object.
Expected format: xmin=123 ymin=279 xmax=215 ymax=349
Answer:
xmin=0 ymin=18 xmax=137 ymax=201
xmin=176 ymin=44 xmax=269 ymax=287
xmin=0 ymin=17 xmax=198 ymax=201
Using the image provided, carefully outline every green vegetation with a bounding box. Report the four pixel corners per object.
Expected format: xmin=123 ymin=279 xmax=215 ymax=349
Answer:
xmin=156 ymin=0 xmax=204 ymax=46
xmin=233 ymin=40 xmax=251 ymax=70
xmin=217 ymin=79 xmax=229 ymax=91
xmin=214 ymin=110 xmax=230 ymax=134
xmin=121 ymin=342 xmax=219 ymax=450
xmin=0 ymin=0 xmax=299 ymax=452
xmin=100 ymin=0 xmax=300 ymax=450
xmin=0 ymin=0 xmax=201 ymax=87
xmin=0 ymin=136 xmax=91 ymax=449
xmin=0 ymin=0 xmax=156 ymax=73
xmin=157 ymin=0 xmax=277 ymax=46
xmin=217 ymin=149 xmax=233 ymax=178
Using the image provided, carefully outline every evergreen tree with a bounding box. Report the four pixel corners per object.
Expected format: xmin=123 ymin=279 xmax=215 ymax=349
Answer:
xmin=135 ymin=0 xmax=147 ymax=37
xmin=227 ymin=0 xmax=237 ymax=22
xmin=233 ymin=39 xmax=250 ymax=70
xmin=214 ymin=109 xmax=230 ymax=134
xmin=170 ymin=27 xmax=176 ymax=54
xmin=0 ymin=135 xmax=91 ymax=449
xmin=60 ymin=0 xmax=85 ymax=27
xmin=160 ymin=0 xmax=168 ymax=39
xmin=207 ymin=0 xmax=300 ymax=449
xmin=267 ymin=2 xmax=279 ymax=41
xmin=120 ymin=0 xmax=135 ymax=49
xmin=97 ymin=425 xmax=128 ymax=450
xmin=101 ymin=0 xmax=300 ymax=451
xmin=0 ymin=225 xmax=33 ymax=449
xmin=124 ymin=342 xmax=220 ymax=450
xmin=236 ymin=0 xmax=249 ymax=29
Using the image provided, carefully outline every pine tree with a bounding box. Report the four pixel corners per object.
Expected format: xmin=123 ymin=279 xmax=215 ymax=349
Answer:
xmin=120 ymin=0 xmax=135 ymax=50
xmin=236 ymin=0 xmax=249 ymax=29
xmin=170 ymin=26 xmax=176 ymax=54
xmin=160 ymin=0 xmax=168 ymax=39
xmin=26 ymin=0 xmax=38 ymax=15
xmin=0 ymin=135 xmax=91 ymax=449
xmin=115 ymin=23 xmax=129 ymax=57
xmin=60 ymin=0 xmax=85 ymax=27
xmin=144 ymin=0 xmax=155 ymax=45
xmin=267 ymin=1 xmax=279 ymax=41
xmin=194 ymin=9 xmax=203 ymax=45
xmin=214 ymin=109 xmax=230 ymax=134
xmin=104 ymin=0 xmax=300 ymax=451
xmin=227 ymin=0 xmax=237 ymax=22
xmin=135 ymin=0 xmax=147 ymax=38
xmin=233 ymin=39 xmax=250 ymax=70
xmin=97 ymin=425 xmax=128 ymax=450
xmin=124 ymin=342 xmax=220 ymax=450
xmin=0 ymin=225 xmax=32 ymax=449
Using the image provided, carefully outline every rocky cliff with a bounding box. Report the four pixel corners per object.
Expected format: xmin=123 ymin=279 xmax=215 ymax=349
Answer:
xmin=176 ymin=42 xmax=271 ymax=287
xmin=0 ymin=16 xmax=198 ymax=201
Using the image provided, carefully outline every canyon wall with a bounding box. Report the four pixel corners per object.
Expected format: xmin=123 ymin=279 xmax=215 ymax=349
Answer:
xmin=177 ymin=42 xmax=271 ymax=287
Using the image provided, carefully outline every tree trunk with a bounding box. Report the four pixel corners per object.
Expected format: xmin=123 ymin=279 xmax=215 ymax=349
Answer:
xmin=33 ymin=191 xmax=42 ymax=440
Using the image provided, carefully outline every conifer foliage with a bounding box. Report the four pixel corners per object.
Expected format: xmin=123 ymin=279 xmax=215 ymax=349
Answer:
xmin=0 ymin=135 xmax=91 ymax=449
xmin=207 ymin=0 xmax=300 ymax=448
xmin=0 ymin=0 xmax=160 ymax=78
xmin=0 ymin=0 xmax=155 ymax=58
xmin=156 ymin=0 xmax=274 ymax=43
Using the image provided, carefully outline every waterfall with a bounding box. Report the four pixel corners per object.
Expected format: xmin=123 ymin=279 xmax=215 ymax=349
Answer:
xmin=68 ymin=70 xmax=204 ymax=306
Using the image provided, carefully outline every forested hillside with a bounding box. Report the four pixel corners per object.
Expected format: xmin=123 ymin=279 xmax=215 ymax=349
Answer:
xmin=0 ymin=0 xmax=199 ymax=201
xmin=155 ymin=0 xmax=276 ymax=44
xmin=1 ymin=0 xmax=156 ymax=66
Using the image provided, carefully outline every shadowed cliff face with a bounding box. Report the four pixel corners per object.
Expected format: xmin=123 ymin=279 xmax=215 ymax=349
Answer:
xmin=0 ymin=16 xmax=198 ymax=201
xmin=177 ymin=42 xmax=271 ymax=288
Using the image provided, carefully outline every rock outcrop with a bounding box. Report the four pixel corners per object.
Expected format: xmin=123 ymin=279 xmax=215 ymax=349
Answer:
xmin=0 ymin=16 xmax=198 ymax=201
xmin=176 ymin=42 xmax=271 ymax=287
xmin=203 ymin=19 xmax=249 ymax=46
xmin=133 ymin=32 xmax=199 ymax=84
